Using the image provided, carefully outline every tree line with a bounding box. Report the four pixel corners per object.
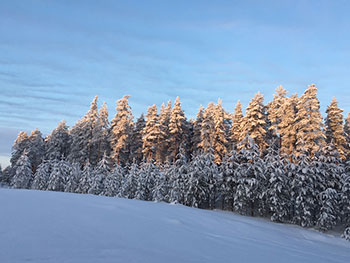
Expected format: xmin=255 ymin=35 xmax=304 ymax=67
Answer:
xmin=1 ymin=84 xmax=350 ymax=240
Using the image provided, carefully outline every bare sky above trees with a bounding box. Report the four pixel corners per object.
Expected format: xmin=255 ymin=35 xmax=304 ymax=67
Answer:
xmin=1 ymin=0 xmax=350 ymax=167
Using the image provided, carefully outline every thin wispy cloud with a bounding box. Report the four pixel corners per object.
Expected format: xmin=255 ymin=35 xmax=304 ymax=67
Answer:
xmin=0 ymin=0 xmax=350 ymax=167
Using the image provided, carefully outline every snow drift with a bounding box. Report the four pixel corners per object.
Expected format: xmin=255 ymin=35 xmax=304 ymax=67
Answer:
xmin=0 ymin=188 xmax=349 ymax=263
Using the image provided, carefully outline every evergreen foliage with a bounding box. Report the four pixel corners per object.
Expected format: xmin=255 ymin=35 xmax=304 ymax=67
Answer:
xmin=8 ymin=88 xmax=350 ymax=240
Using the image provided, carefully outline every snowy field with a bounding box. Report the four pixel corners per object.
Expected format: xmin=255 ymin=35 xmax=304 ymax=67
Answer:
xmin=0 ymin=188 xmax=349 ymax=263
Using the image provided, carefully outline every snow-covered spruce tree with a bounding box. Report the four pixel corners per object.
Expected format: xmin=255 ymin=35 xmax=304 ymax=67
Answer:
xmin=220 ymin=149 xmax=240 ymax=211
xmin=31 ymin=160 xmax=53 ymax=190
xmin=295 ymin=84 xmax=325 ymax=157
xmin=204 ymin=149 xmax=220 ymax=209
xmin=314 ymin=143 xmax=343 ymax=192
xmin=154 ymin=104 xmax=169 ymax=165
xmin=234 ymin=135 xmax=265 ymax=216
xmin=192 ymin=106 xmax=204 ymax=154
xmin=290 ymin=144 xmax=317 ymax=227
xmin=11 ymin=151 xmax=33 ymax=189
xmin=110 ymin=96 xmax=134 ymax=165
xmin=91 ymin=102 xmax=111 ymax=165
xmin=68 ymin=96 xmax=99 ymax=167
xmin=184 ymin=150 xmax=219 ymax=209
xmin=267 ymin=85 xmax=288 ymax=138
xmin=155 ymin=101 xmax=172 ymax=164
xmin=89 ymin=153 xmax=111 ymax=195
xmin=0 ymin=166 xmax=12 ymax=186
xmin=316 ymin=188 xmax=339 ymax=232
xmin=0 ymin=165 xmax=2 ymax=184
xmin=168 ymin=150 xmax=189 ymax=204
xmin=65 ymin=163 xmax=81 ymax=193
xmin=340 ymin=161 xmax=350 ymax=227
xmin=344 ymin=113 xmax=350 ymax=158
xmin=238 ymin=92 xmax=268 ymax=153
xmin=142 ymin=105 xmax=159 ymax=162
xmin=325 ymin=97 xmax=347 ymax=159
xmin=342 ymin=227 xmax=350 ymax=241
xmin=26 ymin=129 xmax=45 ymax=173
xmin=152 ymin=168 xmax=170 ymax=202
xmin=168 ymin=97 xmax=188 ymax=163
xmin=211 ymin=99 xmax=228 ymax=164
xmin=135 ymin=161 xmax=159 ymax=201
xmin=129 ymin=114 xmax=146 ymax=164
xmin=264 ymin=142 xmax=291 ymax=222
xmin=47 ymin=159 xmax=72 ymax=192
xmin=278 ymin=94 xmax=298 ymax=157
xmin=230 ymin=101 xmax=243 ymax=150
xmin=10 ymin=131 xmax=29 ymax=169
xmin=44 ymin=120 xmax=71 ymax=161
xmin=120 ymin=162 xmax=139 ymax=199
xmin=199 ymin=102 xmax=215 ymax=154
xmin=76 ymin=162 xmax=94 ymax=194
xmin=102 ymin=164 xmax=124 ymax=197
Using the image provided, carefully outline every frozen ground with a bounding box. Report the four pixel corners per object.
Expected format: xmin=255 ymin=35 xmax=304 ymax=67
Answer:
xmin=0 ymin=188 xmax=349 ymax=263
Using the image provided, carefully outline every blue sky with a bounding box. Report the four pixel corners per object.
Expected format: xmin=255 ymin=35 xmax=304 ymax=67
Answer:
xmin=1 ymin=0 xmax=350 ymax=167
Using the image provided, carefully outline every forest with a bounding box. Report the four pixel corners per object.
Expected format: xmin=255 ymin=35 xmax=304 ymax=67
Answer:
xmin=1 ymin=84 xmax=350 ymax=240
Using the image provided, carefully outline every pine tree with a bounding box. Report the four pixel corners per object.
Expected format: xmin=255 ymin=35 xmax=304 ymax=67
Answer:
xmin=76 ymin=162 xmax=94 ymax=194
xmin=168 ymin=97 xmax=187 ymax=163
xmin=278 ymin=94 xmax=298 ymax=157
xmin=129 ymin=114 xmax=146 ymax=164
xmin=234 ymin=135 xmax=265 ymax=216
xmin=10 ymin=131 xmax=29 ymax=168
xmin=265 ymin=146 xmax=290 ymax=222
xmin=325 ymin=97 xmax=347 ymax=159
xmin=168 ymin=151 xmax=189 ymax=204
xmin=45 ymin=120 xmax=71 ymax=161
xmin=135 ymin=161 xmax=158 ymax=201
xmin=152 ymin=169 xmax=169 ymax=202
xmin=91 ymin=102 xmax=111 ymax=165
xmin=47 ymin=159 xmax=72 ymax=192
xmin=11 ymin=151 xmax=33 ymax=189
xmin=291 ymin=145 xmax=317 ymax=227
xmin=220 ymin=149 xmax=240 ymax=211
xmin=68 ymin=96 xmax=99 ymax=166
xmin=31 ymin=160 xmax=52 ymax=190
xmin=342 ymin=227 xmax=350 ymax=241
xmin=120 ymin=162 xmax=139 ymax=199
xmin=340 ymin=161 xmax=350 ymax=226
xmin=65 ymin=163 xmax=81 ymax=193
xmin=316 ymin=188 xmax=339 ymax=231
xmin=102 ymin=164 xmax=124 ymax=197
xmin=27 ymin=129 xmax=45 ymax=173
xmin=344 ymin=113 xmax=350 ymax=157
xmin=89 ymin=153 xmax=111 ymax=195
xmin=230 ymin=101 xmax=243 ymax=149
xmin=295 ymin=84 xmax=325 ymax=156
xmin=142 ymin=105 xmax=159 ymax=162
xmin=192 ymin=106 xmax=204 ymax=154
xmin=155 ymin=101 xmax=171 ymax=164
xmin=199 ymin=102 xmax=215 ymax=153
xmin=110 ymin=96 xmax=134 ymax=165
xmin=239 ymin=92 xmax=268 ymax=153
xmin=212 ymin=99 xmax=228 ymax=164
xmin=0 ymin=166 xmax=12 ymax=186
xmin=184 ymin=151 xmax=219 ymax=209
xmin=267 ymin=86 xmax=288 ymax=137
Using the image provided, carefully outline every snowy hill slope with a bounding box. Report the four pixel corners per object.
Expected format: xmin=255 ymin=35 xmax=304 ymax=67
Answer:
xmin=0 ymin=188 xmax=349 ymax=263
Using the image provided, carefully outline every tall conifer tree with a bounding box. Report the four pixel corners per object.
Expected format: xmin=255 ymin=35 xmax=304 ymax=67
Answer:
xmin=110 ymin=96 xmax=134 ymax=165
xmin=325 ymin=97 xmax=347 ymax=159
xmin=295 ymin=84 xmax=325 ymax=156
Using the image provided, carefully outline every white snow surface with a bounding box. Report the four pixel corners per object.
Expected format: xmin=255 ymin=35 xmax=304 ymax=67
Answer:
xmin=0 ymin=188 xmax=349 ymax=263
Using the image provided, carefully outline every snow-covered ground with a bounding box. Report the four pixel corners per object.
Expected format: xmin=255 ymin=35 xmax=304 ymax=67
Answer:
xmin=0 ymin=188 xmax=349 ymax=263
